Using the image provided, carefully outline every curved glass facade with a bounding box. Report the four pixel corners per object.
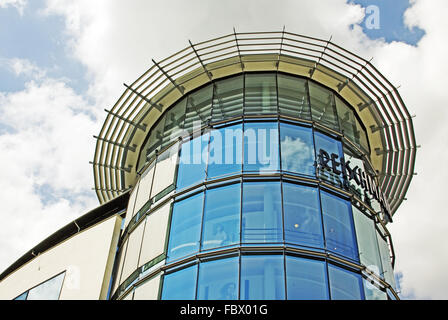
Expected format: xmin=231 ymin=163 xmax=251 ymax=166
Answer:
xmin=137 ymin=72 xmax=369 ymax=173
xmin=112 ymin=73 xmax=396 ymax=301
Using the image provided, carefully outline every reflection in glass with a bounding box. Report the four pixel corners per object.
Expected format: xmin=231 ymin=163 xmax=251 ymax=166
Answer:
xmin=176 ymin=133 xmax=209 ymax=190
xmin=377 ymin=233 xmax=396 ymax=289
xmin=242 ymin=182 xmax=282 ymax=243
xmin=212 ymin=76 xmax=244 ymax=122
xmin=283 ymin=183 xmax=324 ymax=248
xmin=352 ymin=207 xmax=383 ymax=276
xmin=328 ymin=264 xmax=364 ymax=300
xmin=167 ymin=193 xmax=203 ymax=261
xmin=197 ymin=257 xmax=239 ymax=300
xmin=280 ymin=123 xmax=315 ymax=176
xmin=244 ymin=73 xmax=277 ymax=115
xmin=309 ymin=81 xmax=339 ymax=131
xmin=314 ymin=131 xmax=344 ymax=187
xmin=26 ymin=272 xmax=65 ymax=300
xmin=14 ymin=292 xmax=28 ymax=300
xmin=321 ymin=191 xmax=359 ymax=261
xmin=278 ymin=74 xmax=310 ymax=119
xmin=363 ymin=278 xmax=387 ymax=300
xmin=335 ymin=96 xmax=359 ymax=145
xmin=243 ymin=122 xmax=279 ymax=172
xmin=240 ymin=255 xmax=285 ymax=300
xmin=162 ymin=264 xmax=198 ymax=300
xmin=202 ymin=184 xmax=240 ymax=250
xmin=207 ymin=124 xmax=242 ymax=179
xmin=286 ymin=256 xmax=329 ymax=300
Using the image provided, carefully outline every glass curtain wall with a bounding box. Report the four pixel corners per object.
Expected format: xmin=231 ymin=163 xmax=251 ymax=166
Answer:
xmin=138 ymin=72 xmax=369 ymax=172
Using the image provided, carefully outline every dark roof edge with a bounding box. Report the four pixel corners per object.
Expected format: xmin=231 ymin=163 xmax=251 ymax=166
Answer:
xmin=0 ymin=192 xmax=129 ymax=282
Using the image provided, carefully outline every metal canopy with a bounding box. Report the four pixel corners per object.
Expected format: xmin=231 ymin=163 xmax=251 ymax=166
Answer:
xmin=92 ymin=30 xmax=417 ymax=216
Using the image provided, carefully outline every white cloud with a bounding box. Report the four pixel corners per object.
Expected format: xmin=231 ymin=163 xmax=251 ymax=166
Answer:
xmin=6 ymin=58 xmax=46 ymax=79
xmin=0 ymin=0 xmax=27 ymax=15
xmin=0 ymin=78 xmax=99 ymax=272
xmin=1 ymin=0 xmax=446 ymax=300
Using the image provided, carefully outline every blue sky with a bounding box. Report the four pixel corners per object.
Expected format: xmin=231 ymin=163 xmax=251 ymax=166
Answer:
xmin=0 ymin=0 xmax=447 ymax=300
xmin=0 ymin=0 xmax=88 ymax=93
xmin=350 ymin=0 xmax=425 ymax=45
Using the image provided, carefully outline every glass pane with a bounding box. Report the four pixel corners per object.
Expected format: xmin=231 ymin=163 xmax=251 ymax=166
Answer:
xmin=14 ymin=292 xmax=28 ymax=300
xmin=212 ymin=76 xmax=244 ymax=122
xmin=27 ymin=272 xmax=65 ymax=300
xmin=321 ymin=191 xmax=359 ymax=261
xmin=343 ymin=147 xmax=365 ymax=200
xmin=176 ymin=133 xmax=209 ymax=190
xmin=377 ymin=233 xmax=396 ymax=289
xmin=162 ymin=264 xmax=198 ymax=300
xmin=240 ymin=255 xmax=285 ymax=300
xmin=363 ymin=278 xmax=387 ymax=300
xmin=309 ymin=81 xmax=339 ymax=131
xmin=167 ymin=193 xmax=203 ymax=261
xmin=279 ymin=123 xmax=315 ymax=176
xmin=184 ymin=85 xmax=213 ymax=132
xmin=243 ymin=122 xmax=279 ymax=172
xmin=335 ymin=96 xmax=359 ymax=145
xmin=242 ymin=182 xmax=282 ymax=244
xmin=286 ymin=256 xmax=329 ymax=300
xmin=356 ymin=118 xmax=369 ymax=152
xmin=283 ymin=183 xmax=324 ymax=249
xmin=352 ymin=207 xmax=383 ymax=276
xmin=244 ymin=73 xmax=277 ymax=115
xmin=162 ymin=98 xmax=187 ymax=147
xmin=202 ymin=184 xmax=240 ymax=250
xmin=328 ymin=264 xmax=364 ymax=300
xmin=197 ymin=257 xmax=239 ymax=300
xmin=278 ymin=74 xmax=310 ymax=119
xmin=144 ymin=117 xmax=166 ymax=164
xmin=314 ymin=131 xmax=344 ymax=187
xmin=207 ymin=124 xmax=242 ymax=179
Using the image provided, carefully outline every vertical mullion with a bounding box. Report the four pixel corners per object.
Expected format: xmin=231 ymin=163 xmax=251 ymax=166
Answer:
xmin=305 ymin=79 xmax=312 ymax=122
xmin=194 ymin=262 xmax=200 ymax=300
xmin=283 ymin=251 xmax=288 ymax=300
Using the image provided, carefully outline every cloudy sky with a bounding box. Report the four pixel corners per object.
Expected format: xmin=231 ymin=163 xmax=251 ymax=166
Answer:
xmin=0 ymin=0 xmax=446 ymax=300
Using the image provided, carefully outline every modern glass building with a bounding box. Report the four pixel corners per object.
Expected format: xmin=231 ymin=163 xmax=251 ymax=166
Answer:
xmin=0 ymin=31 xmax=417 ymax=300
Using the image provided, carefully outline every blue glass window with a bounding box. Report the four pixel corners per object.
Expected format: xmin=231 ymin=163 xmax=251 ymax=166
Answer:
xmin=328 ymin=264 xmax=364 ymax=300
xmin=243 ymin=122 xmax=279 ymax=173
xmin=162 ymin=264 xmax=198 ymax=300
xmin=176 ymin=133 xmax=209 ymax=190
xmin=14 ymin=292 xmax=28 ymax=300
xmin=240 ymin=255 xmax=285 ymax=300
xmin=283 ymin=183 xmax=324 ymax=249
xmin=286 ymin=256 xmax=329 ymax=300
xmin=321 ymin=191 xmax=359 ymax=261
xmin=242 ymin=182 xmax=282 ymax=244
xmin=314 ymin=131 xmax=344 ymax=186
xmin=26 ymin=272 xmax=66 ymax=300
xmin=167 ymin=193 xmax=204 ymax=261
xmin=207 ymin=124 xmax=242 ymax=179
xmin=197 ymin=257 xmax=239 ymax=300
xmin=201 ymin=184 xmax=240 ymax=250
xmin=280 ymin=123 xmax=315 ymax=176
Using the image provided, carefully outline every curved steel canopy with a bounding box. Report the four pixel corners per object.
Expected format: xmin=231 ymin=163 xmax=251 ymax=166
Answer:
xmin=92 ymin=30 xmax=417 ymax=216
